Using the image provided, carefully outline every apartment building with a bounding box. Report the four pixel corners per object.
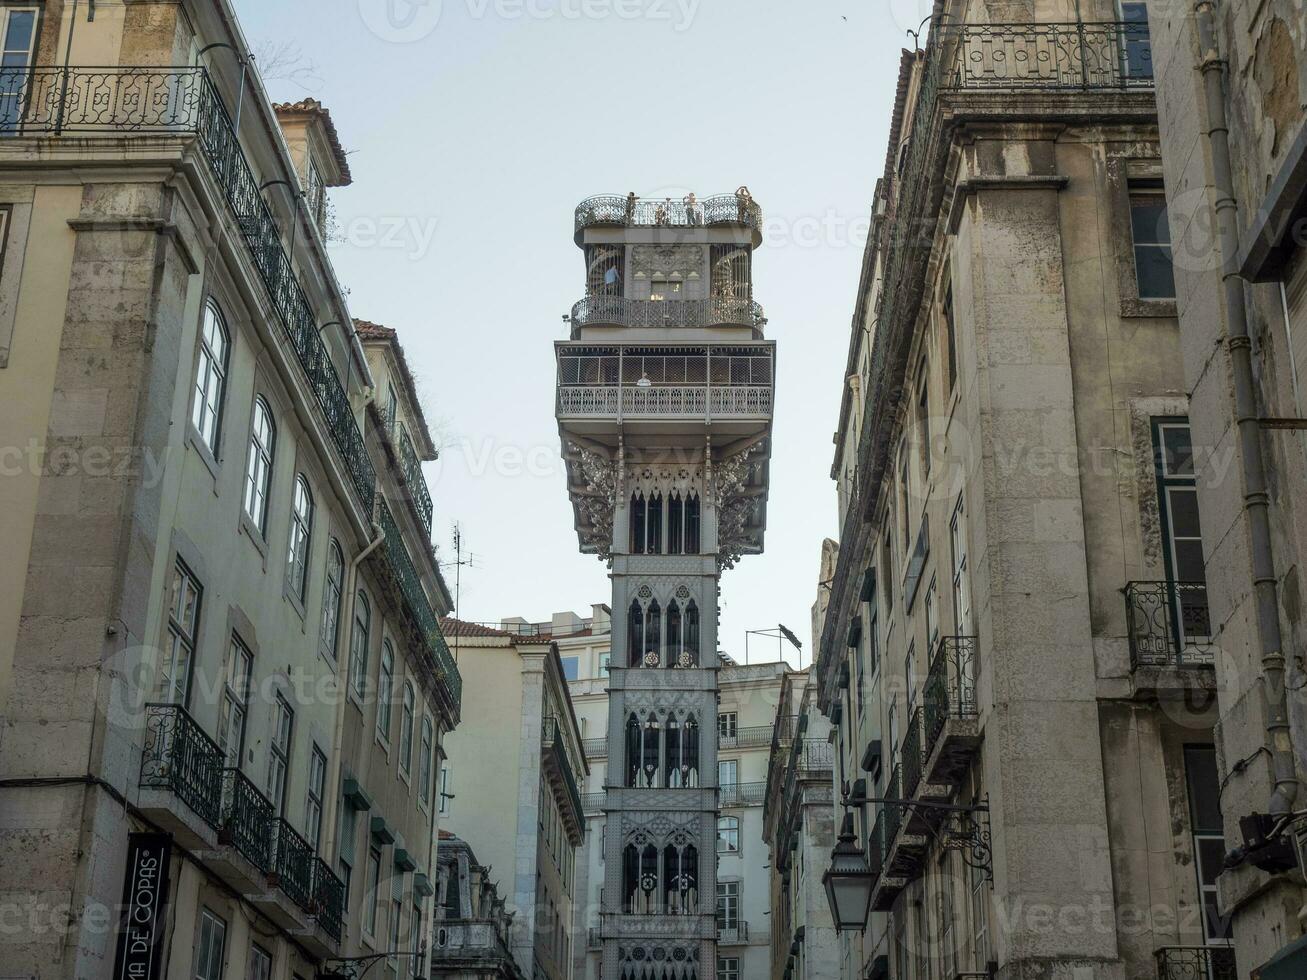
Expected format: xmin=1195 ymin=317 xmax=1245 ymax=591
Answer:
xmin=0 ymin=3 xmax=460 ymax=978
xmin=436 ymin=620 xmax=588 ymax=980
xmin=812 ymin=4 xmax=1231 ymax=979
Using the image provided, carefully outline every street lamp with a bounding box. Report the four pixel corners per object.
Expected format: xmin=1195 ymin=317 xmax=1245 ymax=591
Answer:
xmin=821 ymin=812 xmax=875 ymax=932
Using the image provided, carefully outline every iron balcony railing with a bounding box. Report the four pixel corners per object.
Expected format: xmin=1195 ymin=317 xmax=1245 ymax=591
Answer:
xmin=1125 ymin=581 xmax=1216 ymax=669
xmin=884 ymin=765 xmax=903 ymax=848
xmin=902 ymin=707 xmax=926 ymax=799
xmin=542 ymin=717 xmax=586 ymax=829
xmin=867 ymin=808 xmax=886 ymax=883
xmin=558 ymin=384 xmax=772 ymax=418
xmin=9 ymin=66 xmax=377 ymax=512
xmin=219 ymin=768 xmax=275 ymax=871
xmin=379 ymin=500 xmax=462 ymax=709
xmin=269 ymin=817 xmax=316 ymax=913
xmin=570 ymin=295 xmax=766 ymax=331
xmin=311 ymin=857 xmax=347 ymax=942
xmin=140 ymin=703 xmax=224 ymax=829
xmin=718 ymin=921 xmax=750 ymax=944
xmin=947 ymin=21 xmax=1155 ymax=91
xmin=721 ymin=724 xmax=783 ymax=750
xmin=720 ymin=781 xmax=768 ymax=806
xmin=1154 ymin=946 xmax=1237 ymax=980
xmin=793 ymin=738 xmax=835 ymax=775
xmin=924 ymin=635 xmax=979 ymax=752
xmin=581 ymin=791 xmax=607 ymax=812
xmin=395 ymin=427 xmax=434 ymax=538
xmin=574 ymin=193 xmax=763 ymax=237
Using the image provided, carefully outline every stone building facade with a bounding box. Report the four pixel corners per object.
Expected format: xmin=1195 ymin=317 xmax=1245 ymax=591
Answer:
xmin=436 ymin=620 xmax=589 ymax=980
xmin=1144 ymin=1 xmax=1307 ymax=976
xmin=432 ymin=830 xmax=529 ymax=980
xmin=0 ymin=3 xmax=459 ymax=978
xmin=813 ymin=4 xmax=1235 ymax=979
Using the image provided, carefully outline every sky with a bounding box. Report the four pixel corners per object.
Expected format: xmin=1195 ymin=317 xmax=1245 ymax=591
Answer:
xmin=230 ymin=0 xmax=923 ymax=671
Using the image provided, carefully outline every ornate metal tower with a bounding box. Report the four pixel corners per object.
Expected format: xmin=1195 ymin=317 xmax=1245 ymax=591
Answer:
xmin=557 ymin=191 xmax=775 ymax=980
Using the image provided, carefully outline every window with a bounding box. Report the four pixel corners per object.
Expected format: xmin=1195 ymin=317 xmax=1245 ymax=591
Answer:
xmin=159 ymin=560 xmax=202 ymax=705
xmin=305 ymin=745 xmax=327 ymax=849
xmin=438 ymin=764 xmax=451 ymax=816
xmin=400 ymin=683 xmax=415 ymax=774
xmin=217 ymin=635 xmax=252 ymax=768
xmin=941 ymin=279 xmax=957 ymax=391
xmin=307 ymin=160 xmax=328 ymax=228
xmin=321 ymin=539 xmax=344 ymax=660
xmin=191 ymin=301 xmax=229 ymax=452
xmin=650 ymin=279 xmax=682 ymax=301
xmin=718 ymin=958 xmax=740 ymax=980
xmin=718 ymin=759 xmax=738 ymax=788
xmin=247 ymin=944 xmax=272 ymax=980
xmin=365 ymin=847 xmax=382 ymax=935
xmin=287 ymin=475 xmax=313 ymax=602
xmin=950 ymin=497 xmax=972 ymax=636
xmin=390 ymin=870 xmax=405 ymax=967
xmin=716 ymin=881 xmax=739 ymax=930
xmin=560 ymin=656 xmax=579 ymax=681
xmin=916 ymin=363 xmax=931 ymax=478
xmin=1154 ymin=420 xmax=1211 ymax=649
xmin=1184 ymin=745 xmax=1231 ymax=941
xmin=0 ymin=9 xmax=38 ymax=133
xmin=267 ymin=694 xmax=294 ymax=814
xmin=194 ymin=908 xmax=227 ymax=980
xmin=925 ymin=577 xmax=939 ymax=650
xmin=339 ymin=801 xmax=357 ymax=907
xmin=1119 ymin=1 xmax=1153 ymax=80
xmin=378 ymin=642 xmax=395 ymax=742
xmin=386 ymin=382 xmax=400 ymax=432
xmin=350 ymin=591 xmax=371 ymax=698
xmin=1130 ymin=183 xmax=1175 ymax=300
xmin=244 ymin=397 xmax=275 ymax=534
xmin=717 ymin=816 xmax=740 ymax=854
xmin=599 ymin=652 xmax=611 ymax=675
xmin=411 ymin=899 xmax=424 ymax=975
xmin=905 ymin=642 xmax=918 ymax=710
xmin=419 ymin=717 xmax=435 ymax=805
xmin=718 ymin=712 xmax=738 ymax=740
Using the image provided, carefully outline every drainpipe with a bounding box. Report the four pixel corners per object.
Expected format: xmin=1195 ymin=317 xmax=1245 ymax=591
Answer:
xmin=320 ymin=521 xmax=385 ymax=858
xmin=1194 ymin=0 xmax=1300 ymax=818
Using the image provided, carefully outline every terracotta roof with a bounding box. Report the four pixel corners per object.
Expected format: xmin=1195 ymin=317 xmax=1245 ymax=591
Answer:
xmin=353 ymin=318 xmax=437 ymax=458
xmin=353 ymin=319 xmax=395 ymax=340
xmin=272 ymin=98 xmax=352 ymax=186
xmin=441 ymin=618 xmax=518 ymax=639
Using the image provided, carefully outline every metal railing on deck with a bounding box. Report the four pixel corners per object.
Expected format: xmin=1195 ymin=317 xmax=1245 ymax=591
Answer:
xmin=219 ymin=768 xmax=274 ymax=871
xmin=718 ymin=921 xmax=750 ymax=944
xmin=884 ymin=766 xmax=903 ymax=848
xmin=581 ymin=791 xmax=607 ymax=812
xmin=720 ymin=781 xmax=767 ymax=806
xmin=902 ymin=708 xmax=926 ymax=798
xmin=139 ymin=703 xmax=224 ymax=829
xmin=1154 ymin=946 xmax=1236 ymax=980
xmin=924 ymin=636 xmax=979 ymax=752
xmin=574 ymin=193 xmax=763 ymax=236
xmin=570 ymin=295 xmax=765 ymax=330
xmin=542 ymin=717 xmax=586 ymax=828
xmin=379 ymin=500 xmax=462 ymax=709
xmin=793 ymin=738 xmax=834 ymax=775
xmin=311 ymin=857 xmax=346 ymax=941
xmin=396 ymin=428 xmax=434 ymax=537
xmin=270 ymin=818 xmax=316 ymax=912
xmin=1125 ymin=581 xmax=1216 ymax=669
xmin=948 ymin=21 xmax=1154 ymax=90
xmin=867 ymin=809 xmax=885 ymax=882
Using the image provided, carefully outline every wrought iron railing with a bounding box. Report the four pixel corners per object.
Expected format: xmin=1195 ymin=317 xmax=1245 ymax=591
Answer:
xmin=794 ymin=738 xmax=834 ymax=775
xmin=721 ymin=724 xmax=783 ymax=750
xmin=1154 ymin=946 xmax=1237 ymax=980
xmin=721 ymin=781 xmax=768 ymax=806
xmin=139 ymin=703 xmax=224 ymax=829
xmin=311 ymin=857 xmax=347 ymax=941
xmin=219 ymin=767 xmax=274 ymax=870
xmin=924 ymin=635 xmax=979 ymax=752
xmin=396 ymin=428 xmax=434 ymax=537
xmin=902 ymin=707 xmax=926 ymax=798
xmin=379 ymin=500 xmax=462 ymax=709
xmin=575 ymin=193 xmax=763 ymax=236
xmin=867 ymin=809 xmax=885 ymax=882
xmin=542 ymin=717 xmax=586 ymax=828
xmin=269 ymin=817 xmax=316 ymax=912
xmin=947 ymin=21 xmax=1155 ymax=90
xmin=2 ymin=66 xmax=207 ymax=133
xmin=557 ymin=384 xmax=772 ymax=418
xmin=1125 ymin=581 xmax=1216 ymax=669
xmin=718 ymin=921 xmax=750 ymax=944
xmin=884 ymin=765 xmax=903 ymax=848
xmin=581 ymin=791 xmax=607 ymax=812
xmin=570 ymin=295 xmax=766 ymax=330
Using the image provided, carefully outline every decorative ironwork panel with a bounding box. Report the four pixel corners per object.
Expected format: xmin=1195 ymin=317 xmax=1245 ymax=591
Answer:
xmin=9 ymin=67 xmax=207 ymax=133
xmin=571 ymin=296 xmax=765 ymax=330
xmin=396 ymin=429 xmax=434 ymax=537
xmin=140 ymin=703 xmax=223 ymax=829
xmin=575 ymin=193 xmax=762 ymax=235
xmin=1125 ymin=581 xmax=1215 ymax=669
xmin=312 ymin=858 xmax=347 ymax=941
xmin=219 ymin=768 xmax=274 ymax=871
xmin=923 ymin=635 xmax=979 ymax=752
xmin=949 ymin=21 xmax=1155 ymax=91
xmin=270 ymin=818 xmax=316 ymax=912
xmin=1154 ymin=946 xmax=1237 ymax=980
xmin=902 ymin=707 xmax=926 ymax=798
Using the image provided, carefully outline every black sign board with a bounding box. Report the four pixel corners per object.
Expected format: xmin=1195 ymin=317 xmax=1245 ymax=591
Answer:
xmin=112 ymin=832 xmax=173 ymax=980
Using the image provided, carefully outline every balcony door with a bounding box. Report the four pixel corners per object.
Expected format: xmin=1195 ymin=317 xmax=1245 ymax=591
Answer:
xmin=1154 ymin=419 xmax=1211 ymax=654
xmin=1117 ymin=1 xmax=1154 ymax=82
xmin=0 ymin=9 xmax=37 ymax=134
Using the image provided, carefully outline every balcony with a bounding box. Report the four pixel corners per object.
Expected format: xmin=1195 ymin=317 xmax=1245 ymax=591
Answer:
xmin=7 ymin=66 xmax=377 ymax=511
xmin=138 ymin=703 xmax=224 ymax=846
xmin=720 ymin=781 xmax=768 ymax=807
xmin=793 ymin=738 xmax=834 ymax=777
xmin=581 ymin=791 xmax=607 ymax=813
xmin=721 ymin=723 xmax=784 ymax=750
xmin=570 ymin=295 xmax=766 ymax=333
xmin=310 ymin=858 xmax=347 ymax=944
xmin=378 ymin=500 xmax=462 ymax=713
xmin=1125 ymin=581 xmax=1216 ymax=670
xmin=946 ymin=21 xmax=1154 ymax=92
xmin=922 ymin=636 xmax=982 ymax=789
xmin=1154 ymin=946 xmax=1236 ymax=980
xmin=210 ymin=768 xmax=275 ymax=889
xmin=574 ymin=193 xmax=763 ymax=244
xmin=542 ymin=717 xmax=587 ymax=837
xmin=388 ymin=418 xmax=434 ymax=538
xmin=718 ymin=921 xmax=750 ymax=945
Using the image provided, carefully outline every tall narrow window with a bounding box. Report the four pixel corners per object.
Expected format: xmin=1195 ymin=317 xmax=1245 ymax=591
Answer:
xmin=365 ymin=847 xmax=382 ymax=936
xmin=247 ymin=943 xmax=272 ymax=980
xmin=716 ymin=881 xmax=739 ymax=931
xmin=438 ymin=764 xmax=451 ymax=816
xmin=942 ymin=279 xmax=957 ymax=391
xmin=1119 ymin=1 xmax=1154 ymax=81
xmin=1184 ymin=744 xmax=1231 ymax=942
xmin=305 ymin=745 xmax=327 ymax=850
xmin=916 ymin=363 xmax=930 ymax=478
xmin=628 ymin=600 xmax=646 ymax=667
xmin=668 ymin=494 xmax=684 ymax=554
xmin=321 ymin=539 xmax=344 ymax=661
xmin=400 ymin=683 xmax=416 ymax=774
xmin=684 ymin=600 xmax=700 ymax=665
xmin=685 ymin=494 xmax=701 ymax=553
xmin=350 ymin=591 xmax=371 ymax=698
xmin=217 ymin=635 xmax=253 ymax=768
xmin=287 ymin=475 xmax=313 ymax=601
xmin=378 ymin=641 xmax=395 ymax=742
xmin=629 ymin=494 xmax=646 ymax=554
xmin=244 ymin=397 xmax=275 ymax=534
xmin=646 ymin=493 xmax=664 ymax=554
xmin=1154 ymin=420 xmax=1211 ymax=651
xmin=644 ymin=600 xmax=662 ymax=666
xmin=159 ymin=560 xmax=202 ymax=705
xmin=0 ymin=9 xmax=38 ymax=133
xmin=717 ymin=816 xmax=740 ymax=854
xmin=194 ymin=908 xmax=227 ymax=980
xmin=419 ymin=717 xmax=435 ymax=805
xmin=267 ymin=693 xmax=294 ymax=814
xmin=1130 ymin=182 xmax=1175 ymax=299
xmin=950 ymin=496 xmax=972 ymax=636
xmin=665 ymin=600 xmax=682 ymax=668
xmin=192 ymin=301 xmax=229 ymax=452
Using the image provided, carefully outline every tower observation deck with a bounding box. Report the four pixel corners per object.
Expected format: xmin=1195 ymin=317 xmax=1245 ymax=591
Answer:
xmin=555 ymin=190 xmax=775 ymax=980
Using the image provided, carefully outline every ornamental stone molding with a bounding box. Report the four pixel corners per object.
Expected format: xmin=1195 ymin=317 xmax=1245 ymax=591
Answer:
xmin=630 ymin=244 xmax=705 ymax=281
xmin=569 ymin=442 xmax=617 ymax=559
xmin=627 ymin=462 xmax=705 ymax=500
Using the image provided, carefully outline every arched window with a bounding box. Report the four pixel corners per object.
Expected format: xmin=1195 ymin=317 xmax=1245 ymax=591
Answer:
xmin=644 ymin=600 xmax=661 ymax=667
xmin=244 ymin=397 xmax=275 ymax=533
xmin=664 ymin=843 xmax=698 ymax=913
xmin=377 ymin=641 xmax=395 ymax=741
xmin=629 ymin=494 xmax=646 ymax=554
xmin=320 ymin=539 xmax=344 ymax=660
xmin=400 ymin=682 xmax=416 ymax=774
xmin=623 ymin=843 xmax=660 ymax=914
xmin=684 ymin=601 xmax=700 ymax=667
xmin=685 ymin=494 xmax=701 ymax=553
xmin=717 ymin=816 xmax=740 ymax=854
xmin=668 ymin=494 xmax=684 ymax=554
xmin=286 ymin=475 xmax=313 ymax=601
xmin=628 ymin=715 xmax=659 ymax=788
xmin=349 ymin=591 xmax=370 ymax=697
xmin=665 ymin=600 xmax=682 ymax=668
xmin=191 ymin=300 xmax=229 ymax=451
xmin=627 ymin=600 xmax=645 ymax=667
xmin=646 ymin=493 xmax=663 ymax=554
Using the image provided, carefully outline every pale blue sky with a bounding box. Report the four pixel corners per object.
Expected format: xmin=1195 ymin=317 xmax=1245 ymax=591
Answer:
xmin=231 ymin=0 xmax=920 ymax=668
